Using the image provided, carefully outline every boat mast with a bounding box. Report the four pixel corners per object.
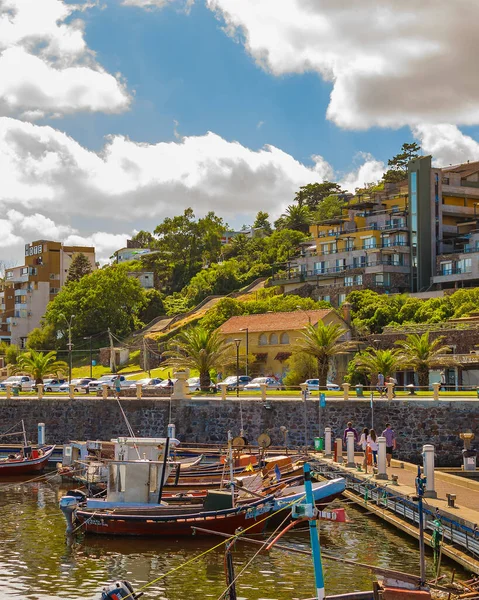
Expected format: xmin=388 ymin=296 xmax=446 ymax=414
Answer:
xmin=227 ymin=430 xmax=235 ymax=508
xmin=304 ymin=462 xmax=325 ymax=600
xmin=21 ymin=420 xmax=27 ymax=447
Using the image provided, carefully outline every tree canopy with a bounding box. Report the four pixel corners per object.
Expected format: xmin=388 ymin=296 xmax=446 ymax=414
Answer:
xmin=295 ymin=182 xmax=344 ymax=210
xmin=382 ymin=142 xmax=421 ymax=183
xmin=66 ymin=253 xmax=93 ymax=284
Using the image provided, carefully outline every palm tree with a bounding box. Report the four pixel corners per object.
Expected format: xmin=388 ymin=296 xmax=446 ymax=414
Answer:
xmin=276 ymin=204 xmax=311 ymax=233
xmin=162 ymin=325 xmax=234 ymax=390
xmin=353 ymin=348 xmax=401 ymax=381
xmin=14 ymin=350 xmax=68 ymax=385
xmin=294 ymin=321 xmax=354 ymax=388
xmin=395 ymin=332 xmax=453 ymax=388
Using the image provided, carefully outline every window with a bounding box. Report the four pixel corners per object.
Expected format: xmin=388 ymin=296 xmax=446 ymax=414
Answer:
xmin=374 ymin=273 xmax=391 ymax=286
xmin=391 ymin=205 xmax=399 ymax=213
xmin=440 ymin=261 xmax=453 ymax=276
xmin=344 ymin=276 xmax=353 ymax=287
xmin=6 ymin=272 xmax=13 ymax=279
xmin=258 ymin=333 xmax=267 ymax=346
xmin=457 ymin=258 xmax=472 ymax=273
xmin=29 ymin=267 xmax=37 ymax=276
xmin=21 ymin=267 xmax=28 ymax=275
xmin=321 ymin=243 xmax=329 ymax=255
xmin=363 ymin=237 xmax=376 ymax=249
xmin=280 ymin=332 xmax=289 ymax=344
xmin=336 ymin=258 xmax=346 ymax=271
xmin=382 ymin=236 xmax=390 ymax=248
xmin=269 ymin=333 xmax=278 ymax=345
xmin=353 ymin=256 xmax=366 ymax=268
xmin=345 ymin=239 xmax=354 ymax=251
xmin=355 ymin=274 xmax=363 ymax=285
xmin=338 ymin=293 xmax=347 ymax=305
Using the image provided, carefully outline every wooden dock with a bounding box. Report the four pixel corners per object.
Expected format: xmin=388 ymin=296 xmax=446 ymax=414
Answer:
xmin=312 ymin=453 xmax=479 ymax=575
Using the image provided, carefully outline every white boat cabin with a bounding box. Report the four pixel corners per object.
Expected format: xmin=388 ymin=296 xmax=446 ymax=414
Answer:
xmin=112 ymin=437 xmax=180 ymax=462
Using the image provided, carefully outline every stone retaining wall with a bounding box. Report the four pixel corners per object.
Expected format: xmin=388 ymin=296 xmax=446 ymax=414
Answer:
xmin=0 ymin=397 xmax=477 ymax=466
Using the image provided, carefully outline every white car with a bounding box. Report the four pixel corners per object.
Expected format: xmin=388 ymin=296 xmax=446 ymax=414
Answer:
xmin=243 ymin=377 xmax=284 ymax=391
xmin=130 ymin=378 xmax=163 ymax=388
xmin=303 ymin=379 xmax=340 ymax=391
xmin=0 ymin=375 xmax=35 ymax=391
xmin=218 ymin=375 xmax=252 ymax=390
xmin=154 ymin=378 xmax=177 ymax=389
xmin=187 ymin=377 xmax=201 ymax=391
xmin=42 ymin=378 xmax=67 ymax=392
xmin=88 ymin=374 xmax=127 ymax=391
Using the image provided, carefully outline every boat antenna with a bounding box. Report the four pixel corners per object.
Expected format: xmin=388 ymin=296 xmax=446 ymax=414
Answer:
xmin=227 ymin=430 xmax=235 ymax=508
xmin=21 ymin=420 xmax=27 ymax=447
xmin=116 ymin=399 xmax=141 ymax=460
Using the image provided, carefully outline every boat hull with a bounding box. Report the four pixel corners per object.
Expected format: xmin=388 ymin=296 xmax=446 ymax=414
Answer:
xmin=0 ymin=445 xmax=55 ymax=476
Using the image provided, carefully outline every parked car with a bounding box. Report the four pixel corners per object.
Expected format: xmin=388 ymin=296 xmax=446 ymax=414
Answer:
xmin=59 ymin=378 xmax=94 ymax=393
xmin=154 ymin=378 xmax=177 ymax=389
xmin=218 ymin=375 xmax=252 ymax=391
xmin=187 ymin=377 xmax=201 ymax=391
xmin=303 ymin=379 xmax=340 ymax=391
xmin=0 ymin=376 xmax=35 ymax=391
xmin=243 ymin=377 xmax=284 ymax=391
xmin=129 ymin=378 xmax=163 ymax=388
xmin=42 ymin=378 xmax=67 ymax=392
xmin=88 ymin=374 xmax=127 ymax=391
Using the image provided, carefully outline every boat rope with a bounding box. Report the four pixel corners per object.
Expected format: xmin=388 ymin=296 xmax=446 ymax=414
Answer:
xmin=116 ymin=399 xmax=141 ymax=460
xmin=0 ymin=466 xmax=83 ymax=492
xmin=0 ymin=420 xmax=26 ymax=439
xmin=118 ymin=494 xmax=307 ymax=600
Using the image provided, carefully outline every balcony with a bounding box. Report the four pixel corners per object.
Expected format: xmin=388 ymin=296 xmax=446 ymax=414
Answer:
xmin=14 ymin=303 xmax=27 ymax=310
xmin=381 ymin=240 xmax=409 ymax=248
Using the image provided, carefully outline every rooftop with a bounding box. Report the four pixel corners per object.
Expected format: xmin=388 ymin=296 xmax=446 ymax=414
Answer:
xmin=218 ymin=309 xmax=334 ymax=334
xmin=442 ymin=161 xmax=479 ymax=178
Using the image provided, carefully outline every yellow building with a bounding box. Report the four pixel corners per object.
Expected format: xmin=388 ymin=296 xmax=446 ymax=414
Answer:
xmin=218 ymin=309 xmax=351 ymax=380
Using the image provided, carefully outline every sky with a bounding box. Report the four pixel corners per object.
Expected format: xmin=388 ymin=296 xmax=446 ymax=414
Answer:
xmin=2 ymin=0 xmax=479 ymax=264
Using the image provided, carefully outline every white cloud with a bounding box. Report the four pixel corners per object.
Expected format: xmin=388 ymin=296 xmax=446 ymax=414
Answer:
xmin=339 ymin=153 xmax=386 ymax=192
xmin=413 ymin=125 xmax=479 ymax=167
xmin=206 ymin=0 xmax=479 ymax=130
xmin=121 ymin=0 xmax=194 ymax=10
xmin=0 ymin=0 xmax=130 ymax=118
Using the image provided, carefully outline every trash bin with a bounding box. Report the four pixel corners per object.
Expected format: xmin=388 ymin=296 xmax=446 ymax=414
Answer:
xmin=12 ymin=385 xmax=19 ymax=397
xmin=355 ymin=385 xmax=364 ymax=397
xmin=462 ymin=449 xmax=477 ymax=471
xmin=314 ymin=437 xmax=324 ymax=451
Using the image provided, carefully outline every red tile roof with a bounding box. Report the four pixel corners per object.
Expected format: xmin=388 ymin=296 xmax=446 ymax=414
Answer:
xmin=218 ymin=310 xmax=334 ymax=334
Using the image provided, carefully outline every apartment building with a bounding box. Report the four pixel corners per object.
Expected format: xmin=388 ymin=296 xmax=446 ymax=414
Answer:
xmin=272 ymin=157 xmax=479 ymax=305
xmin=114 ymin=243 xmax=155 ymax=289
xmin=0 ymin=240 xmax=96 ymax=347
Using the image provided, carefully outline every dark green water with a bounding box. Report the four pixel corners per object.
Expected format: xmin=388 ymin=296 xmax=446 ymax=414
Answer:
xmin=0 ymin=479 xmax=464 ymax=599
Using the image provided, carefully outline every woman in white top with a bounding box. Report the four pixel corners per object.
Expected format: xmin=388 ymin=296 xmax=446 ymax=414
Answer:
xmin=367 ymin=429 xmax=379 ymax=467
xmin=359 ymin=427 xmax=369 ymax=470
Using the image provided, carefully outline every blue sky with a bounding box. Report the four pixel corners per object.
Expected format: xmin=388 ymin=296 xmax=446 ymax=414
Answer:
xmin=2 ymin=0 xmax=479 ymax=263
xmin=58 ymin=1 xmax=410 ymax=173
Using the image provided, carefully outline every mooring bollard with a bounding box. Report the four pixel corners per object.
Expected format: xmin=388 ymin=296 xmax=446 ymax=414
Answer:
xmin=432 ymin=382 xmax=440 ymax=401
xmin=102 ymin=383 xmax=108 ymax=399
xmin=342 ymin=382 xmax=350 ymax=400
xmin=386 ymin=382 xmax=394 ymax=400
xmin=136 ymin=383 xmax=142 ymax=399
xmin=167 ymin=423 xmax=176 ymax=439
xmin=218 ymin=383 xmax=227 ymax=400
xmin=38 ymin=422 xmax=45 ymax=445
xmin=377 ymin=436 xmax=388 ymax=479
xmin=260 ymin=382 xmax=267 ymax=402
xmin=37 ymin=383 xmax=44 ymax=400
xmin=6 ymin=384 xmax=11 ymax=399
xmin=346 ymin=431 xmax=355 ymax=467
xmin=334 ymin=438 xmax=344 ymax=463
xmin=324 ymin=427 xmax=333 ymax=457
xmin=423 ymin=444 xmax=437 ymax=498
xmin=69 ymin=384 xmax=75 ymax=400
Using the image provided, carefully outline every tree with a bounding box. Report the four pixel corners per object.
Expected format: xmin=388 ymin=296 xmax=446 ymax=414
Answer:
xmin=138 ymin=289 xmax=165 ymax=325
xmin=162 ymin=325 xmax=233 ymax=390
xmin=5 ymin=344 xmax=18 ymax=365
xmin=66 ymin=253 xmax=93 ymax=284
xmin=253 ymin=211 xmax=272 ymax=235
xmin=43 ymin=264 xmax=147 ymax=341
xmin=14 ymin=350 xmax=68 ymax=384
xmin=294 ymin=321 xmax=354 ymax=388
xmin=394 ymin=332 xmax=453 ymax=388
xmin=313 ymin=194 xmax=346 ymax=222
xmin=353 ymin=348 xmax=401 ymax=381
xmin=282 ymin=351 xmax=316 ymax=386
xmin=27 ymin=324 xmax=58 ymax=351
xmin=382 ymin=142 xmax=421 ymax=183
xmin=275 ymin=204 xmax=311 ymax=233
xmin=130 ymin=230 xmax=155 ymax=247
xmin=295 ymin=182 xmax=344 ymax=211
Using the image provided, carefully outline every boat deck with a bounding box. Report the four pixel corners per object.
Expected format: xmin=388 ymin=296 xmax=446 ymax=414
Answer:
xmin=313 ymin=453 xmax=479 ymax=575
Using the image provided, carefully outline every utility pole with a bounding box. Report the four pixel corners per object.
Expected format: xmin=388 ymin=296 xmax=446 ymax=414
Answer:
xmin=143 ymin=337 xmax=150 ymax=377
xmin=108 ymin=328 xmax=116 ymax=373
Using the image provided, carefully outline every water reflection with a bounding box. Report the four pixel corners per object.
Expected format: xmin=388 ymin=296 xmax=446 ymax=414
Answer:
xmin=0 ymin=479 xmax=466 ymax=600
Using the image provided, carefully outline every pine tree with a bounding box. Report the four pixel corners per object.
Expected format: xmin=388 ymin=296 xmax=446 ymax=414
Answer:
xmin=66 ymin=253 xmax=93 ymax=283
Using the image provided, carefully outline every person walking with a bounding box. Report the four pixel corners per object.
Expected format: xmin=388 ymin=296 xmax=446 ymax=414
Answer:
xmin=376 ymin=373 xmax=385 ymax=398
xmin=387 ymin=375 xmax=397 ymax=398
xmin=367 ymin=429 xmax=378 ymax=467
xmin=114 ymin=376 xmax=122 ymax=400
xmin=382 ymin=423 xmax=396 ymax=467
xmin=343 ymin=421 xmax=359 ymax=445
xmin=359 ymin=427 xmax=369 ymax=471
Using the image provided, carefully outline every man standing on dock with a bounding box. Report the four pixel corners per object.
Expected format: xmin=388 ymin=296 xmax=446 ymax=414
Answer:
xmin=343 ymin=421 xmax=359 ymax=445
xmin=382 ymin=423 xmax=396 ymax=467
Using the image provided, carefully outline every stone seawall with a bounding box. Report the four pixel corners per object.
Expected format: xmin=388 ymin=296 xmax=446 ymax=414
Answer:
xmin=0 ymin=397 xmax=477 ymax=466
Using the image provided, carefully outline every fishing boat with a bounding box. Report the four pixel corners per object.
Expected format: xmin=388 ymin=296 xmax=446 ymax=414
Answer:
xmin=0 ymin=444 xmax=55 ymax=476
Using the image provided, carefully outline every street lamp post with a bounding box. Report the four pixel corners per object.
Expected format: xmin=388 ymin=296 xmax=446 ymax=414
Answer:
xmin=239 ymin=328 xmax=249 ymax=377
xmin=234 ymin=338 xmax=241 ymax=398
xmin=84 ymin=335 xmax=93 ymax=379
xmin=297 ymin=305 xmax=312 ymax=325
xmin=61 ymin=314 xmax=75 ymax=383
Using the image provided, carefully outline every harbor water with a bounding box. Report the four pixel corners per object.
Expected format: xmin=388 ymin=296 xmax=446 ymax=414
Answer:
xmin=0 ymin=478 xmax=465 ymax=600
